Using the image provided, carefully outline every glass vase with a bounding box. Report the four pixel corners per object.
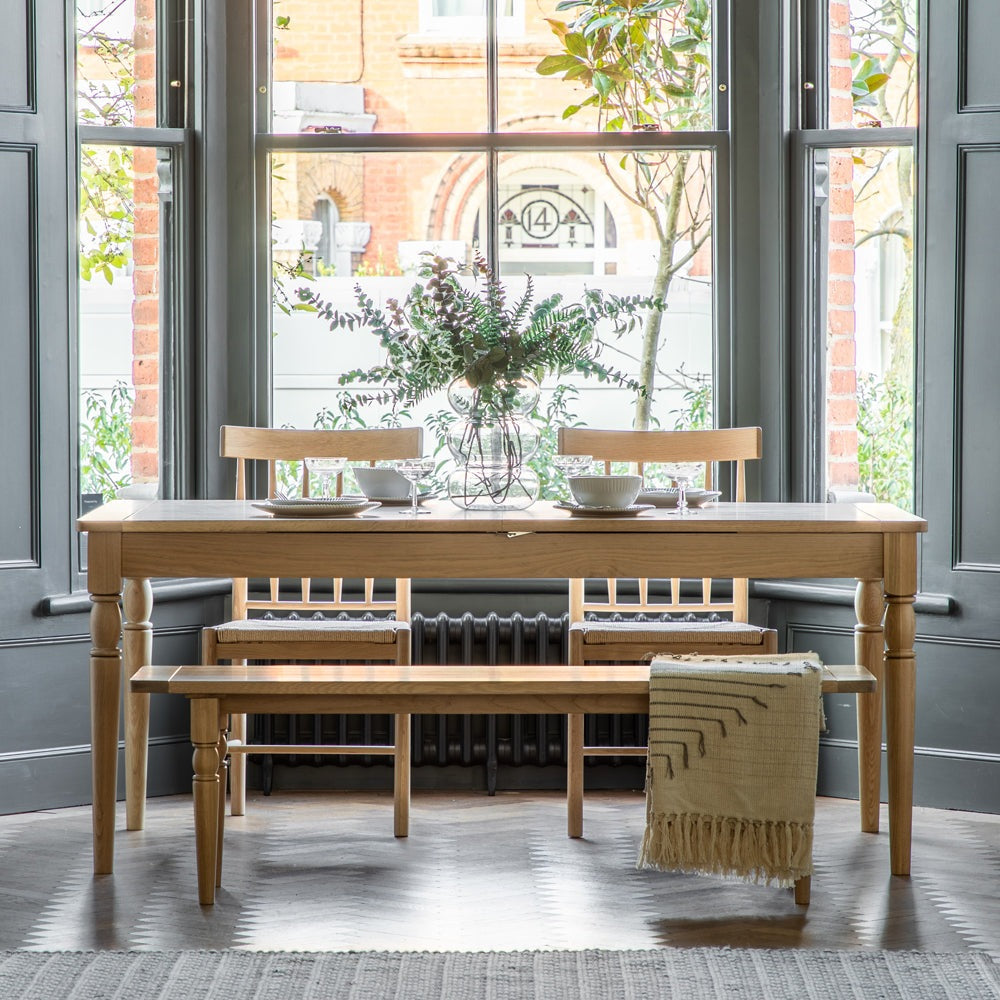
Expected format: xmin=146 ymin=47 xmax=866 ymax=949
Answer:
xmin=446 ymin=376 xmax=541 ymax=511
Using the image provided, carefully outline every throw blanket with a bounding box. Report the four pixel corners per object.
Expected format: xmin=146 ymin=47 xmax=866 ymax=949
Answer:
xmin=638 ymin=654 xmax=824 ymax=887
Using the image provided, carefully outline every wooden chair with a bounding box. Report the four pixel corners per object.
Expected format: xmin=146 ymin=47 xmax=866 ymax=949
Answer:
xmin=204 ymin=425 xmax=421 ymax=836
xmin=557 ymin=426 xmax=776 ymax=837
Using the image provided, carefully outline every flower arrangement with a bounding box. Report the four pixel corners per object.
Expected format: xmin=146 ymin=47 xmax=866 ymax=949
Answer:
xmin=299 ymin=253 xmax=659 ymax=419
xmin=298 ymin=253 xmax=660 ymax=508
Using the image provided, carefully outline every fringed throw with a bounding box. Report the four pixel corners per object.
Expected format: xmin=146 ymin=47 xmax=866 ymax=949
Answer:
xmin=638 ymin=653 xmax=824 ymax=888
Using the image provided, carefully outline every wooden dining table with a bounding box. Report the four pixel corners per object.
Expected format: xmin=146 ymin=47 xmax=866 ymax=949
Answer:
xmin=78 ymin=498 xmax=926 ymax=879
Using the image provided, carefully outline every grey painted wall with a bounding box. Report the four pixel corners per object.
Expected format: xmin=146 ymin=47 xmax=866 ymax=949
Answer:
xmin=1 ymin=0 xmax=998 ymax=818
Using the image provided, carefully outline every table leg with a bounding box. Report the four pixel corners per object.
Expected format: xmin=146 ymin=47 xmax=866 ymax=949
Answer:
xmin=89 ymin=534 xmax=123 ymax=876
xmin=567 ymin=713 xmax=584 ymax=838
xmin=123 ymin=578 xmax=152 ymax=831
xmin=192 ymin=698 xmax=221 ymax=905
xmin=855 ymin=579 xmax=885 ymax=833
xmin=884 ymin=533 xmax=917 ymax=876
xmin=394 ymin=713 xmax=410 ymax=838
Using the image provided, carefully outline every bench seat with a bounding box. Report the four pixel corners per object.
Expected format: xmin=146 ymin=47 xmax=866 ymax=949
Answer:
xmin=131 ymin=661 xmax=875 ymax=905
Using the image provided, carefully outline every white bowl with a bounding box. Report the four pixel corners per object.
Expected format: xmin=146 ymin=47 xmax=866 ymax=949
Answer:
xmin=353 ymin=466 xmax=411 ymax=500
xmin=568 ymin=475 xmax=642 ymax=508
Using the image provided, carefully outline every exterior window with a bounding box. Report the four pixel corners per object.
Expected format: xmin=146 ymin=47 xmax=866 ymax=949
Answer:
xmin=798 ymin=0 xmax=917 ymax=507
xmin=266 ymin=0 xmax=722 ymax=473
xmin=75 ymin=1 xmax=188 ymax=528
xmin=420 ymin=0 xmax=520 ymax=35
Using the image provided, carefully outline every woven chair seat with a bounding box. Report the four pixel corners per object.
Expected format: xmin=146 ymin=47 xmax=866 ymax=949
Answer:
xmin=571 ymin=619 xmax=769 ymax=646
xmin=212 ymin=617 xmax=407 ymax=644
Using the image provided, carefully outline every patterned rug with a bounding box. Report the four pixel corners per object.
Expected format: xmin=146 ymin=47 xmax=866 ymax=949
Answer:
xmin=1 ymin=949 xmax=997 ymax=999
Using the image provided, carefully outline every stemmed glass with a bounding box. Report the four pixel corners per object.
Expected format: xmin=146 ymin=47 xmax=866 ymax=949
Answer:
xmin=666 ymin=462 xmax=703 ymax=515
xmin=392 ymin=457 xmax=436 ymax=515
xmin=304 ymin=456 xmax=347 ymax=498
xmin=553 ymin=454 xmax=593 ymax=498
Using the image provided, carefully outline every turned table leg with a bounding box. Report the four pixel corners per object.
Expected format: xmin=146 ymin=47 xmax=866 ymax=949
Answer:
xmin=855 ymin=579 xmax=886 ymax=833
xmin=884 ymin=534 xmax=917 ymax=876
xmin=123 ymin=578 xmax=152 ymax=831
xmin=89 ymin=534 xmax=123 ymax=875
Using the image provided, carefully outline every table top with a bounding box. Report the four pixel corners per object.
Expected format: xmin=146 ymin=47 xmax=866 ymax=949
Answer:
xmin=79 ymin=498 xmax=927 ymax=535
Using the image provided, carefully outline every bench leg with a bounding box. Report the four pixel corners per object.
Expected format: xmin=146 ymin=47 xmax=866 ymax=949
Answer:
xmin=192 ymin=698 xmax=221 ymax=906
xmin=394 ymin=713 xmax=410 ymax=838
xmin=794 ymin=875 xmax=811 ymax=906
xmin=567 ymin=713 xmax=584 ymax=838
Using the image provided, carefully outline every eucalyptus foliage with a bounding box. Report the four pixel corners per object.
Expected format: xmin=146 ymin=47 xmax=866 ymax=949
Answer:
xmin=297 ymin=254 xmax=660 ymax=419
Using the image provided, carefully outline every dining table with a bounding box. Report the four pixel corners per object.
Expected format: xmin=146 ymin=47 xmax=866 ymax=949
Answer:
xmin=78 ymin=497 xmax=926 ymax=879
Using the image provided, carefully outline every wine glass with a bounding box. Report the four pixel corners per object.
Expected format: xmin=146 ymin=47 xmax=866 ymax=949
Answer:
xmin=666 ymin=462 xmax=703 ymax=515
xmin=554 ymin=454 xmax=593 ymax=480
xmin=554 ymin=454 xmax=593 ymax=503
xmin=304 ymin=456 xmax=347 ymax=498
xmin=392 ymin=457 xmax=436 ymax=515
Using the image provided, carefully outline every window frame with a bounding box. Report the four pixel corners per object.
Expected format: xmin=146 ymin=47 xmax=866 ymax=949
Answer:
xmin=72 ymin=0 xmax=197 ymax=585
xmin=252 ymin=0 xmax=735 ymax=436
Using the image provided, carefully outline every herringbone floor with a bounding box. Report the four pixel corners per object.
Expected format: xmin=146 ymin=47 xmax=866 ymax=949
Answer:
xmin=2 ymin=791 xmax=998 ymax=954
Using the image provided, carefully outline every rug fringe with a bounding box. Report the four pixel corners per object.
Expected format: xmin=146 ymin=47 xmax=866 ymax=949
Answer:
xmin=637 ymin=813 xmax=814 ymax=887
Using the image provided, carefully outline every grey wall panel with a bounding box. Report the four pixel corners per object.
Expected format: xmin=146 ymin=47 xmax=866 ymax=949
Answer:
xmin=0 ymin=1 xmax=30 ymax=110
xmin=0 ymin=146 xmax=36 ymax=568
xmin=958 ymin=148 xmax=1000 ymax=568
xmin=962 ymin=0 xmax=1000 ymax=111
xmin=0 ymin=627 xmax=198 ymax=755
xmin=783 ymin=613 xmax=1000 ymax=812
xmin=0 ymin=619 xmax=206 ymax=814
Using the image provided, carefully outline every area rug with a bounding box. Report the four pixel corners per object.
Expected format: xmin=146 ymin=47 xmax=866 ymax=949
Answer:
xmin=1 ymin=949 xmax=997 ymax=999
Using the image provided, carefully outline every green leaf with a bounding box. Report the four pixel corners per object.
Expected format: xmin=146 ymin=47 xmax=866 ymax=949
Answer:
xmin=592 ymin=70 xmax=614 ymax=98
xmin=864 ymin=72 xmax=890 ymax=94
xmin=670 ymin=36 xmax=700 ymax=53
xmin=565 ymin=31 xmax=589 ymax=57
xmin=536 ymin=54 xmax=581 ymax=76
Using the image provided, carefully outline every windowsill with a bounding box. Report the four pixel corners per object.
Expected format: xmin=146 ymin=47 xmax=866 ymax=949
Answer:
xmin=41 ymin=578 xmax=955 ymax=616
xmin=751 ymin=580 xmax=953 ymax=615
xmin=396 ymin=33 xmax=547 ymax=63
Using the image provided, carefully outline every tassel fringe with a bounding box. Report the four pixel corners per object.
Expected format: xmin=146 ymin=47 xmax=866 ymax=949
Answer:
xmin=637 ymin=812 xmax=814 ymax=888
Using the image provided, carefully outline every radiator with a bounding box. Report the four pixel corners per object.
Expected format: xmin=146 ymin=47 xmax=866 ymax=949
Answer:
xmin=252 ymin=611 xmax=648 ymax=794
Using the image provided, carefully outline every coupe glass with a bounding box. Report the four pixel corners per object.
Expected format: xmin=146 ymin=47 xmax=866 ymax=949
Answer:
xmin=666 ymin=462 xmax=703 ymax=515
xmin=392 ymin=458 xmax=436 ymax=515
xmin=304 ymin=456 xmax=347 ymax=498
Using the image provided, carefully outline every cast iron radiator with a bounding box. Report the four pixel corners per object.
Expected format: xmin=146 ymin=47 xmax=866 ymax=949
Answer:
xmin=251 ymin=611 xmax=649 ymax=795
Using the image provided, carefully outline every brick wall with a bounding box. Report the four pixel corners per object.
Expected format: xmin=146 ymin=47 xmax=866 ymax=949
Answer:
xmin=131 ymin=0 xmax=159 ymax=484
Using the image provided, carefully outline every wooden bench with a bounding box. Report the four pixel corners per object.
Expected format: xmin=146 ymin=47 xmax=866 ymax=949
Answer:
xmin=131 ymin=661 xmax=876 ymax=905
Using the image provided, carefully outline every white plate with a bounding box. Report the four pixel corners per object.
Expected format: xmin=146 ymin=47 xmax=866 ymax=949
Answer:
xmin=638 ymin=489 xmax=721 ymax=509
xmin=344 ymin=492 xmax=437 ymax=507
xmin=554 ymin=501 xmax=655 ymax=518
xmin=252 ymin=499 xmax=381 ymax=518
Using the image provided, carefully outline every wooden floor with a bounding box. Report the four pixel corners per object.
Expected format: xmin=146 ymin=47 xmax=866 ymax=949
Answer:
xmin=2 ymin=790 xmax=999 ymax=955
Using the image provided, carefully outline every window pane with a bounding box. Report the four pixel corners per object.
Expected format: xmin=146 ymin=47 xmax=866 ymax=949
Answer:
xmin=79 ymin=145 xmax=166 ymax=505
xmin=819 ymin=145 xmax=915 ymax=508
xmin=76 ymin=1 xmax=155 ymax=127
xmin=270 ymin=148 xmax=713 ymax=485
xmin=270 ymin=150 xmax=483 ymax=429
xmin=829 ymin=0 xmax=917 ymax=128
xmin=495 ymin=150 xmax=714 ymax=436
xmin=522 ymin=0 xmax=714 ymax=133
xmin=270 ymin=1 xmax=487 ymax=133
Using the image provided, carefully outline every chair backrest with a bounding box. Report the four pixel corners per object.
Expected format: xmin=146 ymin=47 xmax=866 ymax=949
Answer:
xmin=557 ymin=427 xmax=762 ymax=624
xmin=220 ymin=425 xmax=423 ymax=621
